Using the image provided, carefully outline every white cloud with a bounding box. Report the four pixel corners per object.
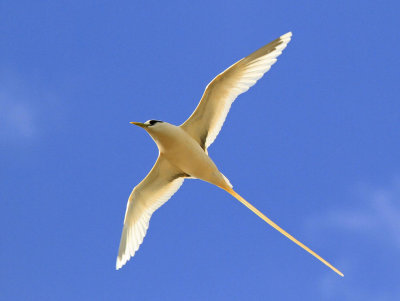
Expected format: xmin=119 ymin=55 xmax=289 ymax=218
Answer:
xmin=0 ymin=73 xmax=38 ymax=144
xmin=0 ymin=70 xmax=67 ymax=147
xmin=312 ymin=179 xmax=400 ymax=248
xmin=305 ymin=178 xmax=400 ymax=300
xmin=0 ymin=98 xmax=36 ymax=139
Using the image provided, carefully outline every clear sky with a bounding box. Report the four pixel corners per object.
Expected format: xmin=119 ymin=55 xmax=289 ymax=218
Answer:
xmin=1 ymin=1 xmax=399 ymax=300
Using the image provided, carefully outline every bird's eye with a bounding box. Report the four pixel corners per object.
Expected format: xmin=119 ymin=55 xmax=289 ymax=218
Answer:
xmin=149 ymin=120 xmax=163 ymax=126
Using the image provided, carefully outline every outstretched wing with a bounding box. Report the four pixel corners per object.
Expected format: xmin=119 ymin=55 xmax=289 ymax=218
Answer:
xmin=181 ymin=32 xmax=292 ymax=150
xmin=116 ymin=155 xmax=185 ymax=269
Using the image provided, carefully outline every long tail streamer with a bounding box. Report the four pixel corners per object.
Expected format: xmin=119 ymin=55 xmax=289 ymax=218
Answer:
xmin=224 ymin=187 xmax=344 ymax=277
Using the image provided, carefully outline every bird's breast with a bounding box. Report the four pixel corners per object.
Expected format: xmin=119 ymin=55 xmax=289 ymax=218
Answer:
xmin=152 ymin=126 xmax=222 ymax=184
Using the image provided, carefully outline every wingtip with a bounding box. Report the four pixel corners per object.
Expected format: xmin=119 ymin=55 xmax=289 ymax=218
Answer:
xmin=281 ymin=31 xmax=292 ymax=38
xmin=116 ymin=256 xmax=128 ymax=270
xmin=280 ymin=32 xmax=293 ymax=42
xmin=116 ymin=259 xmax=122 ymax=270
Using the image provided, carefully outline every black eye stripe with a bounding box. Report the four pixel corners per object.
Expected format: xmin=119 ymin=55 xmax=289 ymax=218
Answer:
xmin=149 ymin=120 xmax=163 ymax=126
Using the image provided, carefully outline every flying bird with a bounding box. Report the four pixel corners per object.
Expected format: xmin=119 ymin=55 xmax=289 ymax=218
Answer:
xmin=116 ymin=32 xmax=343 ymax=277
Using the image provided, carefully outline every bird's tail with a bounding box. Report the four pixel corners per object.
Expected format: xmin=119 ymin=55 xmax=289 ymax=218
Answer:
xmin=222 ymin=187 xmax=344 ymax=277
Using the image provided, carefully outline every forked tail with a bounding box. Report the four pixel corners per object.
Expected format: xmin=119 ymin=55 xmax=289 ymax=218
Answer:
xmin=223 ymin=187 xmax=344 ymax=277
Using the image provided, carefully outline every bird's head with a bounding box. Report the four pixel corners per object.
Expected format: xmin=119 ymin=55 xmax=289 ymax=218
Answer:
xmin=130 ymin=120 xmax=165 ymax=131
xmin=130 ymin=120 xmax=172 ymax=147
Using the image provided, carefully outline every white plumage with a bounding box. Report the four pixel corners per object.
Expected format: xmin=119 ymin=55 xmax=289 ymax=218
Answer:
xmin=115 ymin=32 xmax=343 ymax=277
xmin=116 ymin=156 xmax=184 ymax=269
xmin=182 ymin=32 xmax=292 ymax=149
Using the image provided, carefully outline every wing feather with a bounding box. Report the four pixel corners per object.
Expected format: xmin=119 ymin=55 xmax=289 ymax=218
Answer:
xmin=181 ymin=32 xmax=292 ymax=149
xmin=116 ymin=155 xmax=184 ymax=270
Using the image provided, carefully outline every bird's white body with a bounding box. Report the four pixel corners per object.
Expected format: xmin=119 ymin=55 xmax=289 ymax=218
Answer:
xmin=115 ymin=32 xmax=343 ymax=276
xmin=146 ymin=122 xmax=230 ymax=189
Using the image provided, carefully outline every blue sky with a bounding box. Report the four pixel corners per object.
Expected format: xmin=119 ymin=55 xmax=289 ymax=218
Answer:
xmin=1 ymin=0 xmax=399 ymax=300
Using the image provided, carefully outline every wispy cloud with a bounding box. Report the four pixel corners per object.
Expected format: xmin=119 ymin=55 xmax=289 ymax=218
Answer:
xmin=305 ymin=178 xmax=400 ymax=300
xmin=309 ymin=178 xmax=400 ymax=248
xmin=0 ymin=70 xmax=66 ymax=147
xmin=0 ymin=97 xmax=36 ymax=139
xmin=0 ymin=72 xmax=39 ymax=144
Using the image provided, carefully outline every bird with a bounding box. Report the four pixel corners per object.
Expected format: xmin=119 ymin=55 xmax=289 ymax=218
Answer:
xmin=116 ymin=32 xmax=343 ymax=277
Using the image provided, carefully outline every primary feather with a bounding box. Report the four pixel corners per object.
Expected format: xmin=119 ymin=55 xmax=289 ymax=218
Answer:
xmin=181 ymin=32 xmax=292 ymax=149
xmin=116 ymin=156 xmax=184 ymax=270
